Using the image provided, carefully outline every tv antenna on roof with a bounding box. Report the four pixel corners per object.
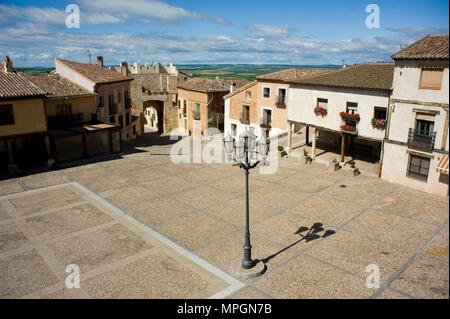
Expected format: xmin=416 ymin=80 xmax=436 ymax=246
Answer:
xmin=87 ymin=49 xmax=92 ymax=64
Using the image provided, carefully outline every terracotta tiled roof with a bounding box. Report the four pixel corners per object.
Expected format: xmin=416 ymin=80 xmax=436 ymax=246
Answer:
xmin=22 ymin=73 xmax=95 ymax=99
xmin=256 ymin=68 xmax=334 ymax=81
xmin=0 ymin=69 xmax=46 ymax=99
xmin=55 ymin=58 xmax=132 ymax=84
xmin=177 ymin=77 xmax=249 ymax=93
xmin=290 ymin=62 xmax=394 ymax=90
xmin=392 ymin=34 xmax=449 ymax=60
xmin=223 ymin=80 xmax=257 ymax=99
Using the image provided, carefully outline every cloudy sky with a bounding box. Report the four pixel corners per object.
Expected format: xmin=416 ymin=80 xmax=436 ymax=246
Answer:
xmin=0 ymin=0 xmax=448 ymax=67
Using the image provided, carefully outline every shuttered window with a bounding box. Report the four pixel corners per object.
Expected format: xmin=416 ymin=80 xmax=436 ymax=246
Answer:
xmin=241 ymin=105 xmax=250 ymax=122
xmin=419 ymin=69 xmax=443 ymax=89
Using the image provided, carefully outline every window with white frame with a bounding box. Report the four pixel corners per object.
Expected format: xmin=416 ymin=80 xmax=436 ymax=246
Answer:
xmin=346 ymin=102 xmax=358 ymax=114
xmin=263 ymin=87 xmax=271 ymax=98
xmin=246 ymin=91 xmax=251 ymax=100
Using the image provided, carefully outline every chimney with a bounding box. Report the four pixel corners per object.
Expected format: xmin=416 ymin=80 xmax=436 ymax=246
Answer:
xmin=120 ymin=62 xmax=128 ymax=76
xmin=3 ymin=56 xmax=13 ymax=73
xmin=97 ymin=56 xmax=104 ymax=67
xmin=230 ymin=81 xmax=236 ymax=93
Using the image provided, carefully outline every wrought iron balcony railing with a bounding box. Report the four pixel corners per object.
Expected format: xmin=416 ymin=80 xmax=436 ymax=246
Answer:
xmin=407 ymin=128 xmax=436 ymax=152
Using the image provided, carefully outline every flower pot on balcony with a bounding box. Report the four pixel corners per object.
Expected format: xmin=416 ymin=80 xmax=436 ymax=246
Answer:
xmin=352 ymin=167 xmax=360 ymax=176
xmin=329 ymin=162 xmax=340 ymax=171
xmin=278 ymin=150 xmax=288 ymax=158
xmin=305 ymin=156 xmax=312 ymax=164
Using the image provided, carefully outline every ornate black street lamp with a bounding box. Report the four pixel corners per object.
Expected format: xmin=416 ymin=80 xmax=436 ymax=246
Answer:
xmin=223 ymin=129 xmax=270 ymax=270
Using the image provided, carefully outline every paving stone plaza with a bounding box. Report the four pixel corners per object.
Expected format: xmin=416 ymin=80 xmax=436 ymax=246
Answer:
xmin=0 ymin=137 xmax=448 ymax=299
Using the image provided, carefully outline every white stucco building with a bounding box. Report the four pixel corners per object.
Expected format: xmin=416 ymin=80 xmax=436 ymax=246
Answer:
xmin=286 ymin=62 xmax=394 ymax=170
xmin=381 ymin=35 xmax=449 ymax=196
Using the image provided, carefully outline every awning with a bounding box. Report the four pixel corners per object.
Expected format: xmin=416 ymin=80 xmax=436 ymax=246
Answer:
xmin=436 ymin=155 xmax=449 ymax=174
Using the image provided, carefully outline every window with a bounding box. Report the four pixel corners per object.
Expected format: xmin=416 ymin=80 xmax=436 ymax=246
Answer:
xmin=178 ymin=99 xmax=181 ymax=108
xmin=126 ymin=112 xmax=130 ymax=125
xmin=124 ymin=91 xmax=131 ymax=108
xmin=194 ymin=103 xmax=201 ymax=120
xmin=118 ymin=115 xmax=123 ymax=128
xmin=278 ymin=88 xmax=286 ymax=101
xmin=276 ymin=88 xmax=287 ymax=108
xmin=317 ymin=98 xmax=328 ymax=108
xmin=118 ymin=92 xmax=121 ymax=103
xmin=108 ymin=95 xmax=116 ymax=114
xmin=415 ymin=118 xmax=434 ymax=136
xmin=231 ymin=124 xmax=237 ymax=137
xmin=419 ymin=68 xmax=443 ymax=89
xmin=263 ymin=87 xmax=271 ymax=98
xmin=407 ymin=154 xmax=430 ymax=181
xmin=246 ymin=91 xmax=251 ymax=100
xmin=0 ymin=104 xmax=14 ymax=126
xmin=346 ymin=102 xmax=358 ymax=114
xmin=109 ymin=116 xmax=115 ymax=123
xmin=241 ymin=105 xmax=250 ymax=123
xmin=262 ymin=109 xmax=272 ymax=126
xmin=133 ymin=125 xmax=136 ymax=135
xmin=98 ymin=96 xmax=104 ymax=107
xmin=373 ymin=107 xmax=387 ymax=120
xmin=183 ymin=100 xmax=187 ymax=117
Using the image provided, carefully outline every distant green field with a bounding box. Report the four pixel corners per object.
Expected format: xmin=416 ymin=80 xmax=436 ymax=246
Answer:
xmin=15 ymin=67 xmax=54 ymax=75
xmin=178 ymin=64 xmax=339 ymax=81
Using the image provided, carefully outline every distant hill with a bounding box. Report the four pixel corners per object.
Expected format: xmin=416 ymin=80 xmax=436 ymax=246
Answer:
xmin=178 ymin=64 xmax=340 ymax=81
xmin=15 ymin=67 xmax=54 ymax=75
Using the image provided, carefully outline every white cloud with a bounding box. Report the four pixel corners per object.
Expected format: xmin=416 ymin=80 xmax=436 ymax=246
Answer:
xmin=247 ymin=24 xmax=295 ymax=38
xmin=386 ymin=27 xmax=448 ymax=37
xmin=0 ymin=22 xmax=418 ymax=67
xmin=0 ymin=1 xmax=230 ymax=26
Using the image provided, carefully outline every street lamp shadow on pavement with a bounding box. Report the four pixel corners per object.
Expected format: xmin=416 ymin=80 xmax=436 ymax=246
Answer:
xmin=259 ymin=223 xmax=336 ymax=265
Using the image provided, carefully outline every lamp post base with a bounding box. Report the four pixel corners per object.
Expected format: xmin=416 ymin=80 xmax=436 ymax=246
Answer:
xmin=231 ymin=259 xmax=266 ymax=280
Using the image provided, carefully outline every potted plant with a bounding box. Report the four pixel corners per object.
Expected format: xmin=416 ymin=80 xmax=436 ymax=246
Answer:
xmin=340 ymin=112 xmax=360 ymax=122
xmin=348 ymin=159 xmax=360 ymax=176
xmin=313 ymin=106 xmax=328 ymax=117
xmin=278 ymin=145 xmax=288 ymax=158
xmin=303 ymin=149 xmax=312 ymax=164
xmin=329 ymin=158 xmax=340 ymax=171
xmin=371 ymin=118 xmax=387 ymax=130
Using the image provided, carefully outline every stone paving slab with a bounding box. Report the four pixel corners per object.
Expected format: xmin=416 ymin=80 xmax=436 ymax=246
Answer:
xmin=421 ymin=227 xmax=449 ymax=262
xmin=388 ymin=255 xmax=449 ymax=299
xmin=253 ymin=254 xmax=374 ymax=299
xmin=344 ymin=209 xmax=438 ymax=251
xmin=0 ymin=180 xmax=25 ymax=196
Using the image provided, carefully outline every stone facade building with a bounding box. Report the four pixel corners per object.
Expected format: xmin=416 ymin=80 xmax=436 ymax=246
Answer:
xmin=177 ymin=77 xmax=249 ymax=137
xmin=111 ymin=61 xmax=192 ymax=135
